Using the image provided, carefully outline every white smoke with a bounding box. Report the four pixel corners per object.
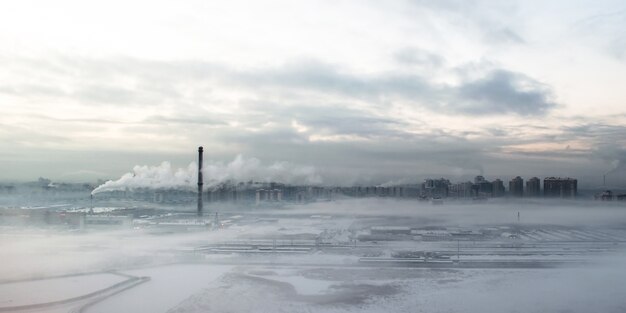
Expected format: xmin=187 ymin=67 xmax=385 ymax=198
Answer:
xmin=91 ymin=155 xmax=322 ymax=194
xmin=203 ymin=155 xmax=321 ymax=187
xmin=91 ymin=162 xmax=197 ymax=194
xmin=377 ymin=178 xmax=414 ymax=187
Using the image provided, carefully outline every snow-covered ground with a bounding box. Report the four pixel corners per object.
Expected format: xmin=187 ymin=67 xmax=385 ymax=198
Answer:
xmin=3 ymin=199 xmax=626 ymax=312
xmin=161 ymin=262 xmax=626 ymax=313
xmin=86 ymin=264 xmax=233 ymax=313
xmin=0 ymin=273 xmax=126 ymax=307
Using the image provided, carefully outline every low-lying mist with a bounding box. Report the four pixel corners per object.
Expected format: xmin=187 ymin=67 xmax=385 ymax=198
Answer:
xmin=282 ymin=198 xmax=626 ymax=228
xmin=2 ymin=198 xmax=626 ymax=313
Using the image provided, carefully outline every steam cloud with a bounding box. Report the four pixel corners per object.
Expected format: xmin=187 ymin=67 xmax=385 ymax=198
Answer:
xmin=91 ymin=155 xmax=322 ymax=194
xmin=593 ymin=146 xmax=626 ymax=177
xmin=91 ymin=162 xmax=197 ymax=194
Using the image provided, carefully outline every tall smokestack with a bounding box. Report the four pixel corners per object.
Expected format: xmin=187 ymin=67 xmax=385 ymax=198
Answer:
xmin=197 ymin=146 xmax=204 ymax=217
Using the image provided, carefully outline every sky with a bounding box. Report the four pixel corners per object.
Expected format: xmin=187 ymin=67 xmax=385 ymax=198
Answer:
xmin=0 ymin=0 xmax=625 ymax=187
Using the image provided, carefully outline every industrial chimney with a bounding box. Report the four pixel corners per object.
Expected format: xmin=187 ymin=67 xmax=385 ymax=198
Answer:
xmin=197 ymin=146 xmax=204 ymax=217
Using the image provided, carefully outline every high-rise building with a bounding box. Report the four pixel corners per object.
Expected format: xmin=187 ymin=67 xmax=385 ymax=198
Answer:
xmin=509 ymin=176 xmax=524 ymax=197
xmin=526 ymin=177 xmax=541 ymax=197
xmin=492 ymin=179 xmax=505 ymax=197
xmin=473 ymin=176 xmax=493 ymax=197
xmin=543 ymin=177 xmax=577 ymax=198
xmin=474 ymin=175 xmax=486 ymax=184
xmin=421 ymin=178 xmax=450 ymax=198
xmin=449 ymin=181 xmax=474 ymax=198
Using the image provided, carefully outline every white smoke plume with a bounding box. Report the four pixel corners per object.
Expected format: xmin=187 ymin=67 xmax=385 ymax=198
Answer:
xmin=377 ymin=178 xmax=414 ymax=187
xmin=91 ymin=155 xmax=322 ymax=194
xmin=203 ymin=155 xmax=321 ymax=187
xmin=91 ymin=162 xmax=197 ymax=194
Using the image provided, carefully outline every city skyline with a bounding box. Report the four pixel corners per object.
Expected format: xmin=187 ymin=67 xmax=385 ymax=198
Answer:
xmin=0 ymin=0 xmax=625 ymax=187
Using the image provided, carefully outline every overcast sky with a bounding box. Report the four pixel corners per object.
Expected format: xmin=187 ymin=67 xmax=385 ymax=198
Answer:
xmin=1 ymin=0 xmax=625 ymax=187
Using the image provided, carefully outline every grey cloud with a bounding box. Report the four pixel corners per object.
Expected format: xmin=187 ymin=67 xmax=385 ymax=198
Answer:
xmin=144 ymin=115 xmax=227 ymax=126
xmin=239 ymin=101 xmax=408 ymax=139
xmin=484 ymin=27 xmax=525 ymax=44
xmin=74 ymin=85 xmax=138 ymax=105
xmin=1 ymin=56 xmax=208 ymax=107
xmin=547 ymin=122 xmax=626 ymax=183
xmin=301 ymin=114 xmax=404 ymax=138
xmin=0 ymin=55 xmax=563 ymax=182
xmin=393 ymin=47 xmax=444 ymax=67
xmin=454 ymin=70 xmax=557 ymax=115
xmin=0 ymin=84 xmax=67 ymax=98
xmin=486 ymin=128 xmax=507 ymax=137
xmin=591 ymin=145 xmax=626 ymax=175
xmin=511 ymin=149 xmax=590 ymax=160
xmin=571 ymin=8 xmax=626 ymax=59
xmin=405 ymin=0 xmax=525 ymax=45
xmin=2 ymin=56 xmax=557 ymax=116
xmin=0 ymin=124 xmax=71 ymax=146
xmin=31 ymin=115 xmax=128 ymax=125
xmin=209 ymin=124 xmax=495 ymax=184
xmin=236 ymin=60 xmax=553 ymax=116
xmin=238 ymin=60 xmax=383 ymax=100
xmin=237 ymin=59 xmax=434 ymax=101
xmin=560 ymin=123 xmax=626 ymax=144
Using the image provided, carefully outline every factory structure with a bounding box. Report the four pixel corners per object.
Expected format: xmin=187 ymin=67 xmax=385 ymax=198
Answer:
xmin=197 ymin=146 xmax=204 ymax=216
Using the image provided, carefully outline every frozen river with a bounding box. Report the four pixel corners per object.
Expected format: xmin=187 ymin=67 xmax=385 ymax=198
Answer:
xmin=85 ymin=264 xmax=233 ymax=313
xmin=0 ymin=273 xmax=126 ymax=308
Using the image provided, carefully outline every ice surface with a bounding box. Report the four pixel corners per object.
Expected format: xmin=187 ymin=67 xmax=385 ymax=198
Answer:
xmin=85 ymin=264 xmax=233 ymax=313
xmin=0 ymin=273 xmax=126 ymax=307
xmin=3 ymin=198 xmax=626 ymax=312
xmin=247 ymin=269 xmax=335 ymax=295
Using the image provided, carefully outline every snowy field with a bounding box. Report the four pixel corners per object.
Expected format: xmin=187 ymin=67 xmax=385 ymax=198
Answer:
xmin=0 ymin=273 xmax=126 ymax=307
xmin=2 ymin=199 xmax=626 ymax=312
xmin=86 ymin=264 xmax=234 ymax=313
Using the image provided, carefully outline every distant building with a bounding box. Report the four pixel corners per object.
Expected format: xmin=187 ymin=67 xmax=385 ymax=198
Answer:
xmin=509 ymin=176 xmax=524 ymax=197
xmin=474 ymin=176 xmax=486 ymax=184
xmin=543 ymin=177 xmax=577 ymax=198
xmin=525 ymin=177 xmax=541 ymax=197
xmin=449 ymin=181 xmax=473 ymax=198
xmin=492 ymin=179 xmax=505 ymax=197
xmin=473 ymin=176 xmax=493 ymax=197
xmin=421 ymin=178 xmax=450 ymax=198
xmin=594 ymin=190 xmax=613 ymax=201
xmin=255 ymin=189 xmax=283 ymax=205
xmin=390 ymin=186 xmax=404 ymax=198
